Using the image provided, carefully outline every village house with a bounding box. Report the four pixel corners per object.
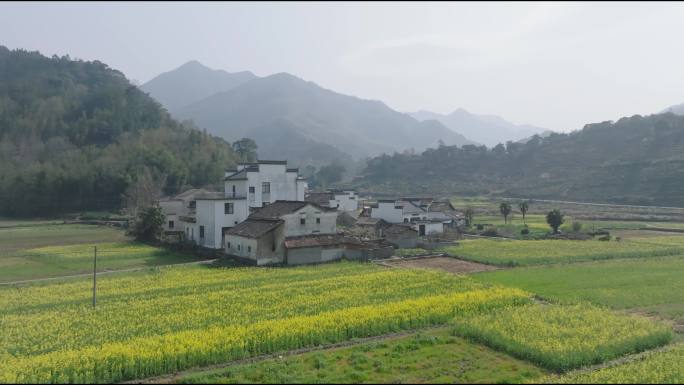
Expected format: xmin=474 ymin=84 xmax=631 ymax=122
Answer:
xmin=368 ymin=197 xmax=465 ymax=236
xmin=158 ymin=160 xmax=308 ymax=249
xmin=224 ymin=200 xmax=392 ymax=265
xmin=305 ymin=189 xmax=359 ymax=212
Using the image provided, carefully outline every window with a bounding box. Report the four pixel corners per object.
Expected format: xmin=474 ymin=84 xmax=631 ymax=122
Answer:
xmin=224 ymin=202 xmax=234 ymax=214
xmin=238 ymin=244 xmax=241 ymax=251
xmin=316 ymin=218 xmax=320 ymax=224
xmin=300 ymin=218 xmax=306 ymax=225
xmin=249 ymin=186 xmax=255 ymax=193
xmin=247 ymin=246 xmax=251 ymax=253
xmin=168 ymin=220 xmax=174 ymax=229
xmin=232 ymin=185 xmax=236 ymax=197
xmin=272 ymin=239 xmax=276 ymax=252
xmin=199 ymin=226 xmax=205 ymax=238
xmin=262 ymin=182 xmax=270 ymax=193
xmin=227 ymin=242 xmax=231 ymax=249
xmin=189 ymin=201 xmax=196 ymax=209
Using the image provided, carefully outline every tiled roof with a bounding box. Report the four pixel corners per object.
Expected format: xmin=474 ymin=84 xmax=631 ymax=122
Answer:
xmin=224 ymin=219 xmax=283 ymax=239
xmin=305 ymin=192 xmax=334 ymax=206
xmin=385 ymin=224 xmax=417 ymax=235
xmin=356 ymin=217 xmax=389 ymax=227
xmin=249 ymin=201 xmax=334 ymax=219
xmin=225 ymin=169 xmax=248 ymax=181
xmin=284 ymin=234 xmax=361 ymax=249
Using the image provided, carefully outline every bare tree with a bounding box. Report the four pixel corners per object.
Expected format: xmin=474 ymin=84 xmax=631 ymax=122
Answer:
xmin=123 ymin=168 xmax=166 ymax=218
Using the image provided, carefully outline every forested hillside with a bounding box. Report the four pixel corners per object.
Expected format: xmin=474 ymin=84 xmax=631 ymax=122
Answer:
xmin=358 ymin=113 xmax=684 ymax=206
xmin=0 ymin=46 xmax=238 ymax=217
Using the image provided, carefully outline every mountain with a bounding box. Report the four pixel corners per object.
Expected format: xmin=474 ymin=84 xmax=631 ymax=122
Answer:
xmin=140 ymin=60 xmax=256 ymax=113
xmin=409 ymin=108 xmax=548 ymax=147
xmin=358 ymin=113 xmax=684 ymax=206
xmin=661 ymin=103 xmax=684 ymax=115
xmin=0 ymin=47 xmax=239 ymax=217
xmin=173 ymin=71 xmax=475 ymax=164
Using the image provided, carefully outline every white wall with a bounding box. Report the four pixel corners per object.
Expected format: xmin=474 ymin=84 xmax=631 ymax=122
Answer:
xmin=195 ymin=199 xmax=250 ymax=249
xmin=331 ymin=191 xmax=358 ymax=212
xmin=282 ymin=205 xmax=337 ymax=237
xmin=371 ymin=202 xmax=403 ymax=223
xmin=245 ymin=164 xmax=301 ymax=207
xmin=412 ymin=222 xmax=444 ymax=236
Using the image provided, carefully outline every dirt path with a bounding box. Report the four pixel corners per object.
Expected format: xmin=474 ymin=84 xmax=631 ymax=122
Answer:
xmin=381 ymin=256 xmax=499 ymax=274
xmin=0 ymin=259 xmax=218 ymax=286
xmin=123 ymin=325 xmax=449 ymax=384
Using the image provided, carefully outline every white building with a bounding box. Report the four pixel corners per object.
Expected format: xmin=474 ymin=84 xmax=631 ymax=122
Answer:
xmin=158 ymin=188 xmax=210 ymax=237
xmin=168 ymin=160 xmax=308 ymax=249
xmin=305 ymin=189 xmax=359 ymax=212
xmin=369 ymin=197 xmax=463 ymax=236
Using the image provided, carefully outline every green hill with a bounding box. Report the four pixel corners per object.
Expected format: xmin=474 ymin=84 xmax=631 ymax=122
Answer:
xmin=357 ymin=113 xmax=684 ymax=206
xmin=0 ymin=46 xmax=238 ymax=217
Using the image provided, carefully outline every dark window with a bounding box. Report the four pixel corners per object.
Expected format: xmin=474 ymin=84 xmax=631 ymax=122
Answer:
xmin=168 ymin=220 xmax=174 ymax=229
xmin=238 ymin=244 xmax=241 ymax=251
xmin=199 ymin=226 xmax=205 ymax=238
xmin=403 ymin=218 xmax=409 ymax=223
xmin=224 ymin=202 xmax=234 ymax=214
xmin=247 ymin=246 xmax=251 ymax=253
xmin=316 ymin=218 xmax=320 ymax=224
xmin=272 ymin=239 xmax=276 ymax=252
xmin=227 ymin=242 xmax=231 ymax=249
xmin=232 ymin=185 xmax=236 ymax=197
xmin=249 ymin=186 xmax=255 ymax=193
xmin=189 ymin=201 xmax=196 ymax=209
xmin=300 ymin=218 xmax=306 ymax=225
xmin=262 ymin=182 xmax=270 ymax=193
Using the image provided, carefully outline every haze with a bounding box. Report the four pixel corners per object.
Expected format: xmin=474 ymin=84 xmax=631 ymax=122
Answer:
xmin=2 ymin=1 xmax=683 ymax=131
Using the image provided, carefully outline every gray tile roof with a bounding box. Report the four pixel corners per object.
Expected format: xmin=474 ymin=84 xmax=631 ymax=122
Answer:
xmin=249 ymin=201 xmax=335 ymax=219
xmin=225 ymin=169 xmax=248 ymax=181
xmin=224 ymin=219 xmax=284 ymax=239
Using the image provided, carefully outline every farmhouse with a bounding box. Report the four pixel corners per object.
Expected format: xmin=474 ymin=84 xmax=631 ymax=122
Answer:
xmin=158 ymin=160 xmax=308 ymax=249
xmin=225 ymin=200 xmax=392 ymax=265
xmin=367 ymin=197 xmax=465 ymax=235
xmin=305 ymin=189 xmax=359 ymax=212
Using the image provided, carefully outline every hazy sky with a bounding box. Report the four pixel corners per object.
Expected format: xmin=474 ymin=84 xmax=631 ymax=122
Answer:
xmin=2 ymin=1 xmax=684 ymax=131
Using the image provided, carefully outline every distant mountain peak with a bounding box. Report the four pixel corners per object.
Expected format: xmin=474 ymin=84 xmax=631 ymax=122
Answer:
xmin=409 ymin=108 xmax=548 ymax=147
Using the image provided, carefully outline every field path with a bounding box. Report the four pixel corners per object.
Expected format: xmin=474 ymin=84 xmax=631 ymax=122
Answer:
xmin=0 ymin=259 xmax=217 ymax=286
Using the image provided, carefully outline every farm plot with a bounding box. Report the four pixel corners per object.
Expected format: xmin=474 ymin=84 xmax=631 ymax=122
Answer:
xmin=0 ymin=262 xmax=530 ymax=383
xmin=452 ymin=304 xmax=673 ymax=372
xmin=176 ymin=328 xmax=547 ymax=384
xmin=441 ymin=237 xmax=684 ymax=266
xmin=473 ymin=255 xmax=684 ymax=324
xmin=549 ymin=342 xmax=684 ymax=384
xmin=0 ymin=242 xmax=196 ymax=283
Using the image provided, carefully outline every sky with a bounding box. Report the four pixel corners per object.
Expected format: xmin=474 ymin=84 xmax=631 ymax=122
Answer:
xmin=1 ymin=1 xmax=684 ymax=132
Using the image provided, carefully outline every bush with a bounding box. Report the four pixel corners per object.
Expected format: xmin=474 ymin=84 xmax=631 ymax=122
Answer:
xmin=572 ymin=222 xmax=582 ymax=233
xmin=476 ymin=224 xmax=484 ymax=230
xmin=521 ymin=226 xmax=530 ymax=235
xmin=598 ymin=234 xmax=612 ymax=241
xmin=482 ymin=228 xmax=499 ymax=237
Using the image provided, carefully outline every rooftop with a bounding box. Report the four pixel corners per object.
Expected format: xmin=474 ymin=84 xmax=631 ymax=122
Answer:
xmin=284 ymin=234 xmax=361 ymax=249
xmin=224 ymin=219 xmax=283 ymax=239
xmin=249 ymin=200 xmax=335 ymax=220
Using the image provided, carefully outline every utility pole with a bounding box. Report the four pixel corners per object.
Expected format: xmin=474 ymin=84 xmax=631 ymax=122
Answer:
xmin=93 ymin=246 xmax=97 ymax=308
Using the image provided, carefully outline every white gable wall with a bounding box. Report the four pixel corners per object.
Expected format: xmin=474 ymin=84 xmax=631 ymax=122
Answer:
xmin=281 ymin=205 xmax=337 ymax=237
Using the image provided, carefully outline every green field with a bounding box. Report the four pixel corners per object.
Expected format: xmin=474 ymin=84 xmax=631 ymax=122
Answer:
xmin=549 ymin=342 xmax=684 ymax=383
xmin=473 ymin=256 xmax=684 ymax=324
xmin=452 ymin=304 xmax=672 ymax=372
xmin=0 ymin=223 xmax=199 ymax=282
xmin=442 ymin=237 xmax=684 ymax=266
xmin=177 ymin=328 xmax=547 ymax=384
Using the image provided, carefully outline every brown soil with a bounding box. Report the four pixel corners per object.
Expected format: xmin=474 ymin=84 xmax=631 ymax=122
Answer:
xmin=385 ymin=256 xmax=499 ymax=274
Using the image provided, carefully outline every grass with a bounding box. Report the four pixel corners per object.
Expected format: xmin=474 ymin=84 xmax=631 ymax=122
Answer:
xmin=177 ymin=328 xmax=546 ymax=384
xmin=548 ymin=342 xmax=684 ymax=383
xmin=0 ymin=223 xmax=199 ymax=282
xmin=394 ymin=248 xmax=430 ymax=257
xmin=0 ymin=242 xmax=198 ymax=283
xmin=473 ymin=255 xmax=684 ymax=324
xmin=0 ymin=224 xmax=128 ymax=254
xmin=452 ymin=304 xmax=673 ymax=373
xmin=441 ymin=237 xmax=684 ymax=266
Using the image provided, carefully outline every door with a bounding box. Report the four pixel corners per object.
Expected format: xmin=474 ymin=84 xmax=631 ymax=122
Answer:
xmin=419 ymin=224 xmax=426 ymax=236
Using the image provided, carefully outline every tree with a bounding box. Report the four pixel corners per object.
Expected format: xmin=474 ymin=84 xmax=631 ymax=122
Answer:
xmin=546 ymin=209 xmax=565 ymax=234
xmin=316 ymin=162 xmax=346 ymax=188
xmin=518 ymin=201 xmax=529 ymax=224
xmin=499 ymin=202 xmax=512 ymax=224
xmin=123 ymin=167 xmax=166 ymax=218
xmin=231 ymin=138 xmax=258 ymax=162
xmin=129 ymin=205 xmax=164 ymax=241
xmin=464 ymin=207 xmax=474 ymax=227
